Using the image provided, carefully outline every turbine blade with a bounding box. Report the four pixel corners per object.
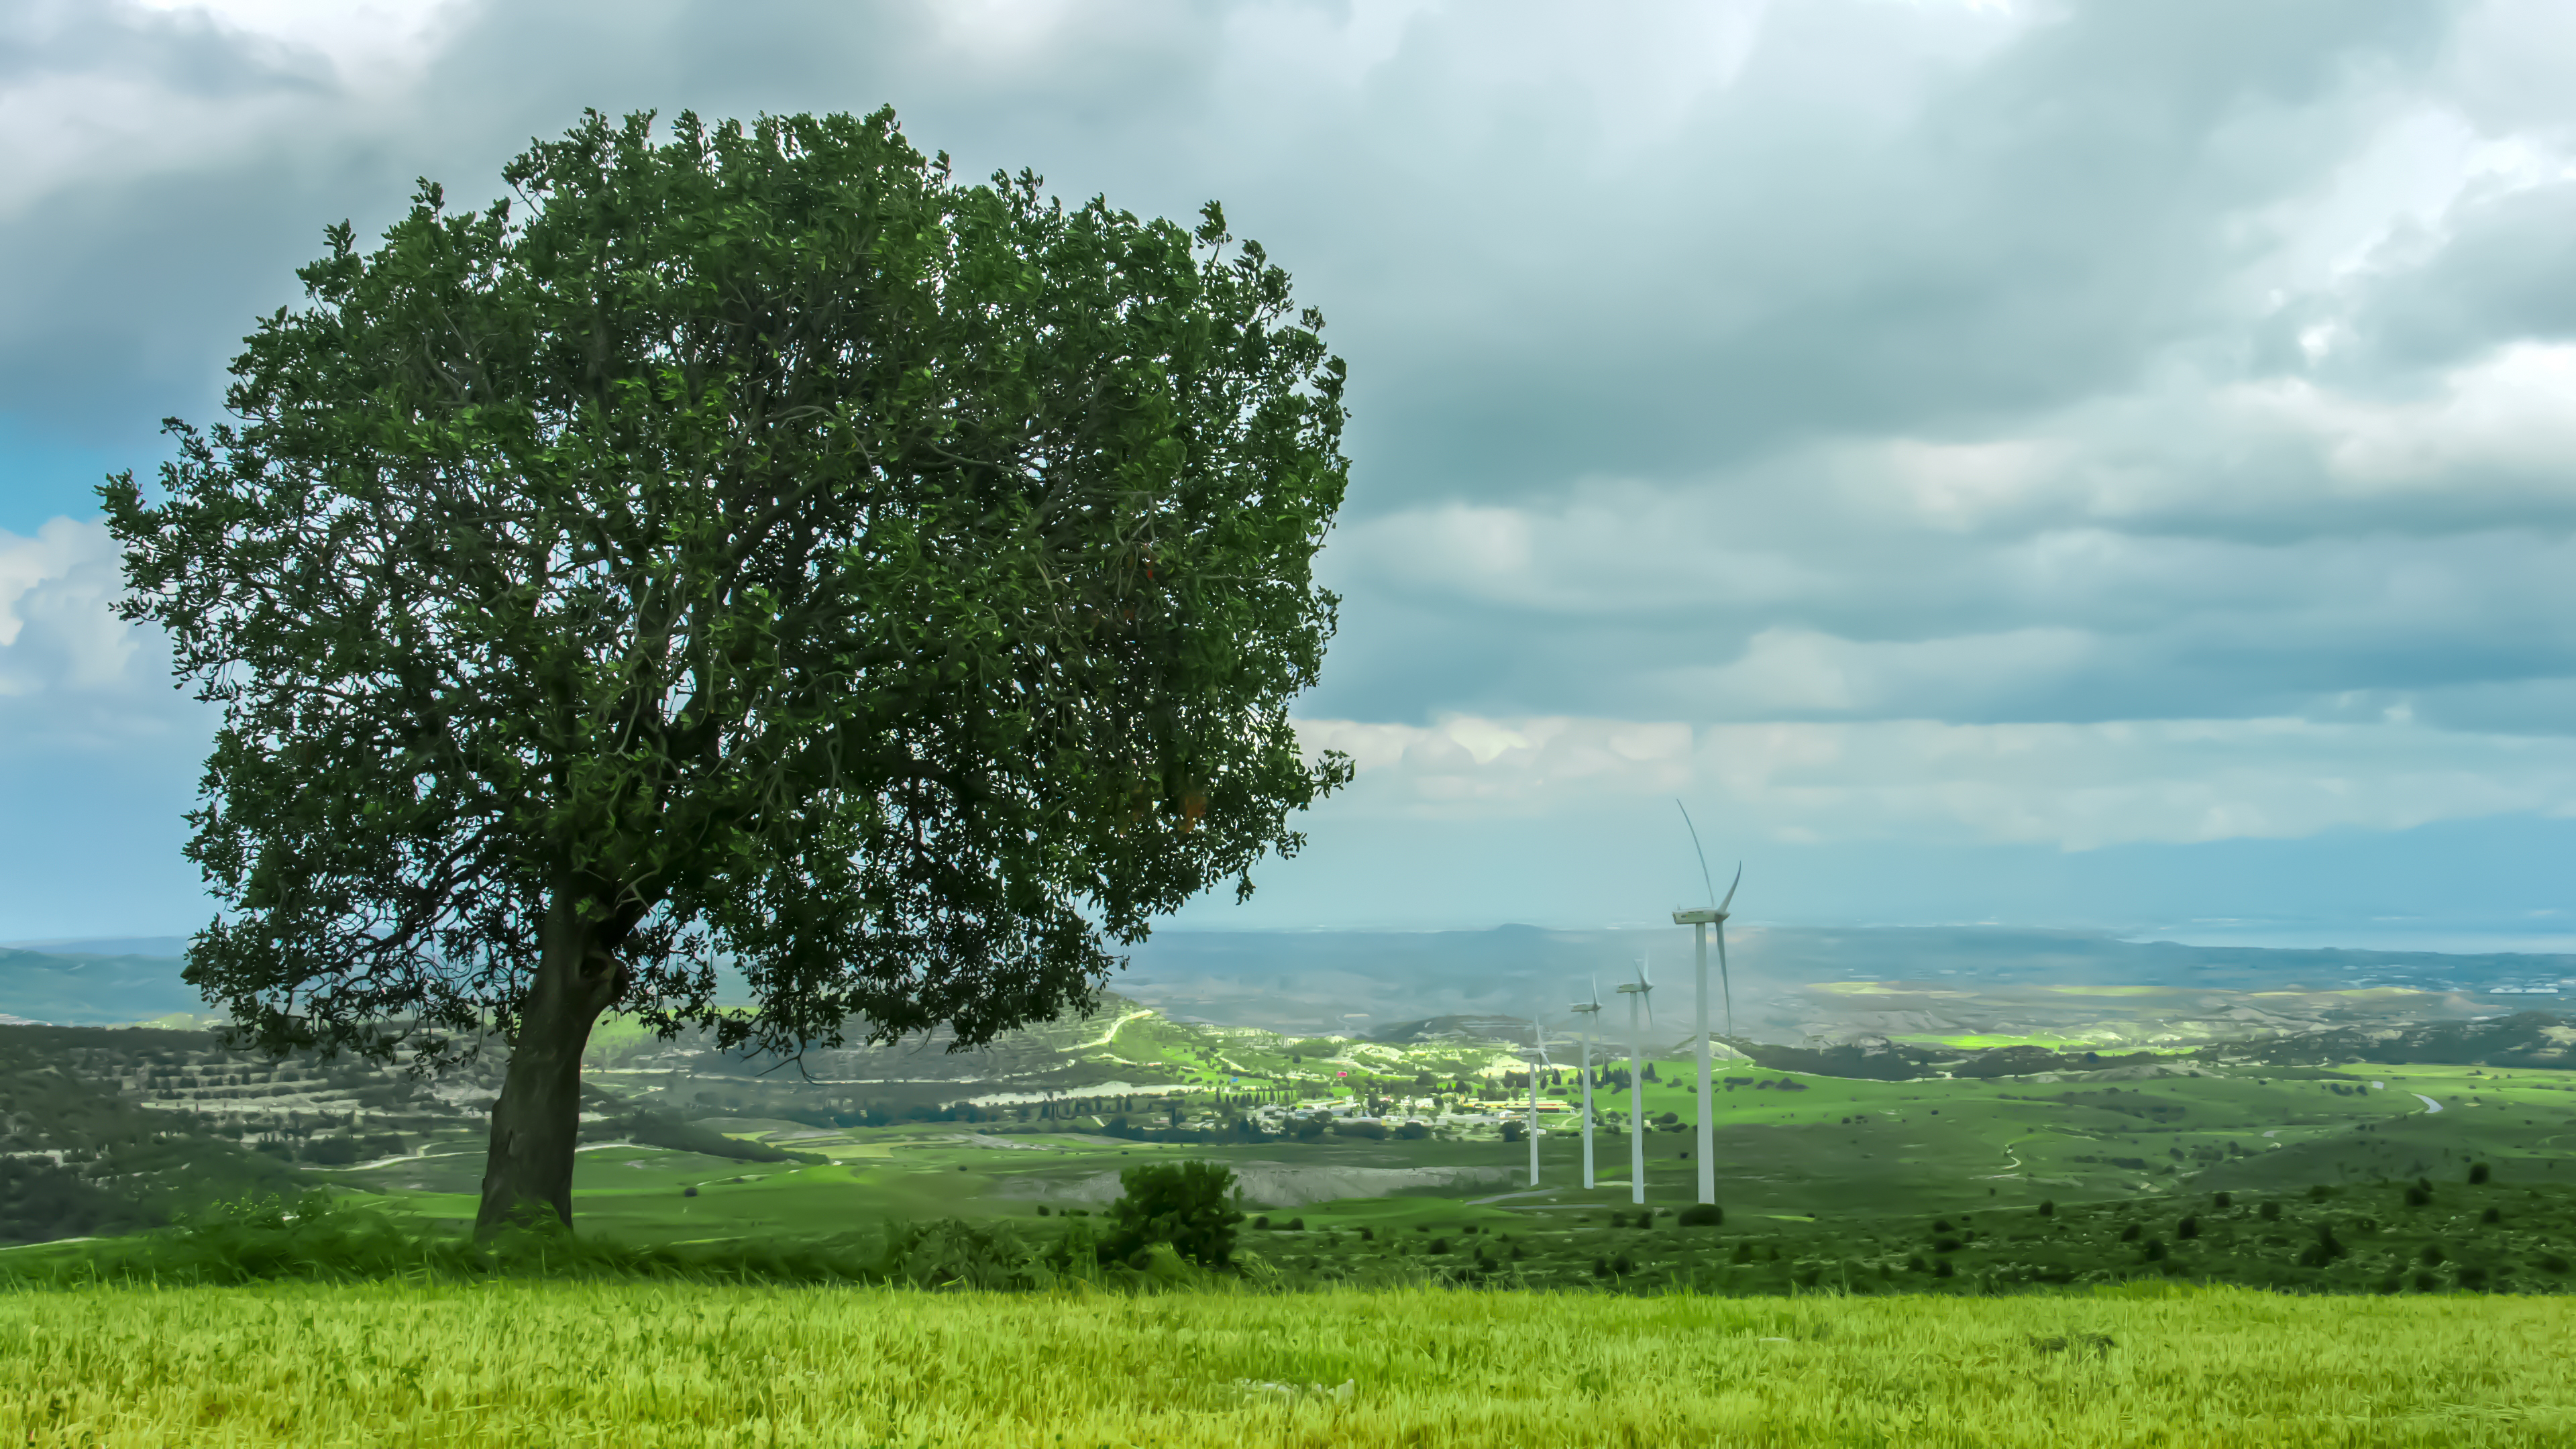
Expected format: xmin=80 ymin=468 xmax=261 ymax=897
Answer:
xmin=1719 ymin=861 xmax=1742 ymax=914
xmin=1716 ymin=920 xmax=1735 ymax=1041
xmin=1676 ymin=800 xmax=1717 ymax=908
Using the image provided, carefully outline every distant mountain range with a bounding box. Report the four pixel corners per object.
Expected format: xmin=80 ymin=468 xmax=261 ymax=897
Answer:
xmin=9 ymin=925 xmax=2575 ymax=1044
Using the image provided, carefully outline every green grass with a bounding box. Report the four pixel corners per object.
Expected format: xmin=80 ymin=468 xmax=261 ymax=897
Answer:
xmin=4 ymin=1281 xmax=2570 ymax=1446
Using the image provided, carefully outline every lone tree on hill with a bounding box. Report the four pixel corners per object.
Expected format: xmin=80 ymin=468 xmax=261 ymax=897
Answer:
xmin=104 ymin=109 xmax=1352 ymax=1234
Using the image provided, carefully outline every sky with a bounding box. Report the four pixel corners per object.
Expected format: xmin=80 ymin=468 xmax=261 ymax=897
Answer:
xmin=3 ymin=0 xmax=2575 ymax=947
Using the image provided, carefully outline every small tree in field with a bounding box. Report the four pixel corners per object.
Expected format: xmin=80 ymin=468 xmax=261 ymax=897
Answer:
xmin=1099 ymin=1160 xmax=1244 ymax=1269
xmin=105 ymin=109 xmax=1351 ymax=1234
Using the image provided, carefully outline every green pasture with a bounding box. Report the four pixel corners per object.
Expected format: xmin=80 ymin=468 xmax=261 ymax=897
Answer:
xmin=270 ymin=1059 xmax=2576 ymax=1299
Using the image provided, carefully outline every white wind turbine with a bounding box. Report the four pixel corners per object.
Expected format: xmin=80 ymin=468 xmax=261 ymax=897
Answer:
xmin=1615 ymin=956 xmax=1656 ymax=1206
xmin=1672 ymin=802 xmax=1741 ymax=1209
xmin=1569 ymin=977 xmax=1605 ymax=1189
xmin=1517 ymin=1015 xmax=1554 ymax=1188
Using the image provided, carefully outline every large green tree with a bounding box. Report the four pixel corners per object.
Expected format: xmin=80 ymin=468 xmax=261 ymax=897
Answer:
xmin=104 ymin=109 xmax=1351 ymax=1232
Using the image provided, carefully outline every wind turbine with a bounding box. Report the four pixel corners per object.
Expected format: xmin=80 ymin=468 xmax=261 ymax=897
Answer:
xmin=1672 ymin=802 xmax=1739 ymax=1209
xmin=1517 ymin=1016 xmax=1554 ymax=1188
xmin=1569 ymin=977 xmax=1605 ymax=1189
xmin=1615 ymin=956 xmax=1655 ymax=1206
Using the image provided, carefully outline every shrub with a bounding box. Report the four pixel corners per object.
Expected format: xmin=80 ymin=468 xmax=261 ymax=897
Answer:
xmin=2413 ymin=1270 xmax=2439 ymax=1291
xmin=2404 ymin=1184 xmax=2432 ymax=1208
xmin=1097 ymin=1161 xmax=1244 ymax=1271
xmin=2212 ymin=1191 xmax=2232 ymax=1208
xmin=1677 ymin=1203 xmax=1723 ymax=1227
xmin=1592 ymin=1255 xmax=1609 ymax=1277
xmin=2483 ymin=1206 xmax=2502 ymax=1225
xmin=1501 ymin=1122 xmax=1525 ymax=1143
xmin=1287 ymin=1218 xmax=1305 ymax=1232
xmin=1393 ymin=1122 xmax=1430 ymax=1140
xmin=2306 ymin=1185 xmax=2332 ymax=1201
xmin=2036 ymin=1200 xmax=2055 ymax=1218
xmin=2539 ymin=1252 xmax=2570 ymax=1274
xmin=1933 ymin=1236 xmax=1962 ymax=1254
xmin=1428 ymin=1237 xmax=1450 ymax=1254
xmin=1933 ymin=1258 xmax=1955 ymax=1279
xmin=299 ymin=1135 xmax=363 ymax=1167
xmin=1357 ymin=1226 xmax=1373 ymax=1242
xmin=2119 ymin=1224 xmax=2141 ymax=1242
xmin=1611 ymin=1252 xmax=1635 ymax=1276
xmin=2258 ymin=1201 xmax=2281 ymax=1222
xmin=682 ymin=1186 xmax=698 ymax=1199
xmin=1251 ymin=1215 xmax=1271 ymax=1230
xmin=2176 ymin=1215 xmax=2200 ymax=1240
xmin=2420 ymin=1244 xmax=2445 ymax=1267
xmin=2143 ymin=1238 xmax=2167 ymax=1262
xmin=2469 ymin=1163 xmax=2492 ymax=1185
xmin=2459 ymin=1265 xmax=2489 ymax=1290
xmin=1731 ymin=1242 xmax=1754 ymax=1265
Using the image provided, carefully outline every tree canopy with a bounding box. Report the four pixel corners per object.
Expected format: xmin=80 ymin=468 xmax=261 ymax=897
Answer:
xmin=105 ymin=108 xmax=1352 ymax=1227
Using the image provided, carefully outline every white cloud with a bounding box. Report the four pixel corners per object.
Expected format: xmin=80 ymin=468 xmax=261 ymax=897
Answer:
xmin=1299 ymin=711 xmax=2576 ymax=851
xmin=0 ymin=517 xmax=137 ymax=695
xmin=0 ymin=0 xmax=468 ymax=219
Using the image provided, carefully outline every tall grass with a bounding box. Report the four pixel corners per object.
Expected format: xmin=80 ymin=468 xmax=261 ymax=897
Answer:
xmin=2 ymin=1281 xmax=2567 ymax=1447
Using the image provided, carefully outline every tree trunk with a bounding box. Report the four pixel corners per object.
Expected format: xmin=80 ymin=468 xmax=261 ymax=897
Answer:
xmin=476 ymin=894 xmax=623 ymax=1236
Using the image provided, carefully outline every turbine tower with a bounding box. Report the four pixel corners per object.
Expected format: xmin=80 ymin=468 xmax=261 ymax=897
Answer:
xmin=1673 ymin=801 xmax=1741 ymax=1210
xmin=1615 ymin=957 xmax=1655 ymax=1206
xmin=1517 ymin=1016 xmax=1554 ymax=1189
xmin=1569 ymin=977 xmax=1605 ymax=1189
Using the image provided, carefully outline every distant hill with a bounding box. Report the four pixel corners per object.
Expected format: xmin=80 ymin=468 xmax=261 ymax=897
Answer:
xmin=2197 ymin=1011 xmax=2576 ymax=1070
xmin=0 ymin=947 xmax=201 ymax=1025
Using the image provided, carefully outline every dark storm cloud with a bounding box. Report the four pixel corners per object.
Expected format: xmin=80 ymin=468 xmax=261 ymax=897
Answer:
xmin=7 ymin=0 xmax=2576 ymax=897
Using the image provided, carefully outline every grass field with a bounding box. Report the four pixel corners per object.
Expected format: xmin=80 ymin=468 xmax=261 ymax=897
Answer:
xmin=4 ymin=1281 xmax=2569 ymax=1447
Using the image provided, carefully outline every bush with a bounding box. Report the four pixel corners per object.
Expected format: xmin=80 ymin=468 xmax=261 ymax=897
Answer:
xmin=299 ymin=1135 xmax=364 ymax=1167
xmin=2469 ymin=1163 xmax=2492 ymax=1185
xmin=1611 ymin=1252 xmax=1635 ymax=1276
xmin=1933 ymin=1258 xmax=1955 ymax=1279
xmin=1501 ymin=1122 xmax=1525 ymax=1143
xmin=2538 ymin=1252 xmax=2570 ymax=1275
xmin=1097 ymin=1160 xmax=1244 ymax=1271
xmin=2420 ymin=1244 xmax=2445 ymax=1267
xmin=2036 ymin=1199 xmax=2055 ymax=1218
xmin=2177 ymin=1215 xmax=2200 ymax=1240
xmin=2258 ymin=1201 xmax=2281 ymax=1222
xmin=2119 ymin=1224 xmax=2141 ymax=1243
xmin=1732 ymin=1241 xmax=1754 ymax=1265
xmin=2404 ymin=1184 xmax=2432 ymax=1208
xmin=1393 ymin=1122 xmax=1430 ymax=1140
xmin=1428 ymin=1237 xmax=1451 ymax=1254
xmin=1677 ymin=1203 xmax=1723 ymax=1227
xmin=2483 ymin=1206 xmax=2502 ymax=1225
xmin=1287 ymin=1217 xmax=1305 ymax=1232
xmin=682 ymin=1186 xmax=698 ymax=1198
xmin=2212 ymin=1191 xmax=2232 ymax=1209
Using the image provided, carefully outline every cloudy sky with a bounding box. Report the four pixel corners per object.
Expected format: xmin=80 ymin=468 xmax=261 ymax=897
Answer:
xmin=4 ymin=0 xmax=2575 ymax=946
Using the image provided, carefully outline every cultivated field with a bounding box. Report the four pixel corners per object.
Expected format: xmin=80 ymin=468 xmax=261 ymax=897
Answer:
xmin=3 ymin=1282 xmax=2568 ymax=1447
